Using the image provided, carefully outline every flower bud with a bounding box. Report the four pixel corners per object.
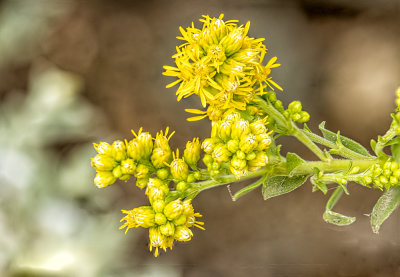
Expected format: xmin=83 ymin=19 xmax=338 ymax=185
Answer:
xmin=163 ymin=199 xmax=183 ymax=220
xmin=151 ymin=148 xmax=172 ymax=168
xmin=93 ymin=141 xmax=113 ymax=156
xmin=174 ymin=214 xmax=187 ymax=226
xmin=127 ymin=139 xmax=143 ymax=161
xmin=112 ymin=165 xmax=123 ymax=178
xmin=227 ymin=139 xmax=239 ymax=153
xmin=152 ymin=199 xmax=165 ymax=213
xmin=91 ymin=154 xmax=117 ymax=171
xmin=137 ymin=132 xmax=153 ymax=159
xmin=136 ymin=178 xmax=149 ymax=189
xmin=184 ymin=138 xmax=201 ymax=167
xmin=230 ymin=155 xmax=247 ymax=170
xmin=231 ymin=119 xmax=250 ymax=139
xmin=248 ymin=152 xmax=268 ymax=169
xmin=148 ymin=187 xmax=168 ymax=202
xmin=288 ymin=101 xmax=302 ymax=113
xmin=160 ymin=222 xmax=175 ymax=236
xmin=135 ymin=164 xmax=150 ymax=179
xmin=218 ymin=120 xmax=232 ymax=141
xmin=187 ymin=174 xmax=196 ymax=183
xmin=250 ymin=120 xmax=267 ymax=135
xmin=120 ymin=206 xmax=155 ymax=230
xmin=94 ymin=171 xmax=116 ymax=188
xmin=112 ymin=140 xmax=127 ymax=161
xmin=246 ymin=152 xmax=257 ymax=160
xmin=154 ymin=128 xmax=173 ymax=151
xmin=298 ymin=111 xmax=310 ymax=123
xmin=239 ymin=134 xmax=257 ymax=153
xmin=202 ymin=138 xmax=220 ymax=154
xmin=176 ymin=181 xmax=188 ymax=192
xmin=121 ymin=159 xmax=136 ymax=175
xmin=119 ymin=174 xmax=132 ymax=181
xmin=155 ymin=213 xmax=167 ymax=225
xmin=202 ymin=154 xmax=213 ymax=166
xmin=156 ymin=168 xmax=170 ymax=180
xmin=256 ymin=134 xmax=272 ymax=151
xmin=229 ymin=166 xmax=248 ymax=179
xmin=170 ymin=153 xmax=189 ymax=180
xmin=212 ymin=144 xmax=231 ymax=163
xmin=174 ymin=226 xmax=193 ymax=242
xmin=149 ymin=227 xmax=166 ymax=257
xmin=220 ymin=27 xmax=245 ymax=55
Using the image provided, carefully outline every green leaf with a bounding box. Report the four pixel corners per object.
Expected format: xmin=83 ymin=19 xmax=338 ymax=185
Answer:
xmin=383 ymin=136 xmax=400 ymax=147
xmin=370 ymin=139 xmax=377 ymax=152
xmin=232 ymin=176 xmax=266 ymax=201
xmin=262 ymin=175 xmax=308 ymax=200
xmin=286 ymin=152 xmax=305 ymax=175
xmin=319 ymin=122 xmax=371 ymax=157
xmin=310 ymin=177 xmax=328 ymax=194
xmin=303 ymin=123 xmax=312 ymax=133
xmin=326 ymin=187 xmax=343 ymax=210
xmin=391 ymin=143 xmax=400 ymax=163
xmin=323 ymin=210 xmax=356 ymax=226
xmin=371 ymin=186 xmax=400 ymax=234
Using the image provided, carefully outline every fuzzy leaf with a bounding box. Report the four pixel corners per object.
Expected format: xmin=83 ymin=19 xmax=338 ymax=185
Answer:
xmin=323 ymin=210 xmax=356 ymax=226
xmin=383 ymin=136 xmax=400 ymax=147
xmin=319 ymin=122 xmax=371 ymax=157
xmin=263 ymin=175 xmax=307 ymax=200
xmin=310 ymin=177 xmax=328 ymax=194
xmin=371 ymin=186 xmax=400 ymax=234
xmin=286 ymin=152 xmax=305 ymax=175
xmin=370 ymin=139 xmax=377 ymax=152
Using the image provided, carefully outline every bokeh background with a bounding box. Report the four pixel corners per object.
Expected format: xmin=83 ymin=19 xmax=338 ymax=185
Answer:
xmin=0 ymin=0 xmax=399 ymax=276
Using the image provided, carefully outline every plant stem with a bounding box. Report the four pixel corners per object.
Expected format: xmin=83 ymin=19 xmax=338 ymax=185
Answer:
xmin=292 ymin=159 xmax=375 ymax=175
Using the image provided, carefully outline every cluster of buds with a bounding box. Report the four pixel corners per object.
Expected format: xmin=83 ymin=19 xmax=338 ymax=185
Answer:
xmin=91 ymin=127 xmax=206 ymax=257
xmin=283 ymin=101 xmax=310 ymax=124
xmin=120 ymin=179 xmax=204 ymax=257
xmin=163 ymin=14 xmax=282 ymax=121
xmin=202 ymin=113 xmax=271 ymax=178
xmin=368 ymin=159 xmax=400 ymax=190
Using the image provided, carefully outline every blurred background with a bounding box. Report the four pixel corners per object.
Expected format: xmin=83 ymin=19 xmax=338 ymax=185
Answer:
xmin=0 ymin=0 xmax=399 ymax=276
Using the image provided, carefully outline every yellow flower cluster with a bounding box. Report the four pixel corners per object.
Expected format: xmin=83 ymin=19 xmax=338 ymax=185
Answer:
xmin=91 ymin=127 xmax=205 ymax=257
xmin=163 ymin=14 xmax=281 ymax=121
xmin=368 ymin=159 xmax=400 ymax=190
xmin=202 ymin=112 xmax=271 ymax=178
xmin=120 ymin=181 xmax=204 ymax=257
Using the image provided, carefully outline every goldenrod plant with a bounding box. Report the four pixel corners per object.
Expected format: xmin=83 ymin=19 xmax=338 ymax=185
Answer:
xmin=91 ymin=14 xmax=400 ymax=257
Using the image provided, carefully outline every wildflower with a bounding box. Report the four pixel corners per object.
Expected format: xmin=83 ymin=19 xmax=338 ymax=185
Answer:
xmin=94 ymin=171 xmax=117 ymax=188
xmin=112 ymin=140 xmax=127 ymax=161
xmin=120 ymin=206 xmax=155 ymax=232
xmin=184 ymin=138 xmax=201 ymax=168
xmin=91 ymin=154 xmax=117 ymax=171
xmin=169 ymin=150 xmax=189 ymax=180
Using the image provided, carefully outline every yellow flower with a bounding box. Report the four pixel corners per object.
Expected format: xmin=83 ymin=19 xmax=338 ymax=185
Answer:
xmin=164 ymin=14 xmax=281 ymax=119
xmin=184 ymin=138 xmax=201 ymax=168
xmin=120 ymin=206 xmax=155 ymax=233
xmin=94 ymin=171 xmax=116 ymax=188
xmin=168 ymin=149 xmax=189 ymax=180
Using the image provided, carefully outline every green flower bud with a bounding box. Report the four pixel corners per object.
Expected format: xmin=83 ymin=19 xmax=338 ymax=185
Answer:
xmin=246 ymin=152 xmax=257 ymax=160
xmin=230 ymin=155 xmax=247 ymax=170
xmin=121 ymin=159 xmax=136 ymax=175
xmin=112 ymin=140 xmax=127 ymax=161
xmin=152 ymin=199 xmax=165 ymax=213
xmin=112 ymin=165 xmax=123 ymax=178
xmin=93 ymin=141 xmax=113 ymax=156
xmin=184 ymin=138 xmax=201 ymax=167
xmin=212 ymin=162 xmax=220 ymax=170
xmin=156 ymin=168 xmax=170 ymax=180
xmin=94 ymin=171 xmax=116 ymax=188
xmin=186 ymin=174 xmax=196 ymax=183
xmin=274 ymin=100 xmax=284 ymax=112
xmin=236 ymin=151 xmax=246 ymax=160
xmin=160 ymin=222 xmax=175 ymax=236
xmin=380 ymin=176 xmax=388 ymax=184
xmin=390 ymin=176 xmax=399 ymax=186
xmin=231 ymin=119 xmax=250 ymax=139
xmin=202 ymin=154 xmax=213 ymax=167
xmin=148 ymin=187 xmax=168 ymax=202
xmin=176 ymin=181 xmax=188 ymax=192
xmin=154 ymin=213 xmax=167 ymax=225
xmin=91 ymin=154 xmax=117 ymax=171
xmin=194 ymin=171 xmax=201 ymax=180
xmin=136 ymin=178 xmax=149 ymax=189
xmin=298 ymin=111 xmax=310 ymax=123
xmin=268 ymin=92 xmax=277 ymax=102
xmin=174 ymin=225 xmax=193 ymax=242
xmin=173 ymin=214 xmax=187 ymax=226
xmin=151 ymin=147 xmax=172 ymax=168
xmin=227 ymin=139 xmax=239 ymax=153
xmin=163 ymin=199 xmax=183 ymax=220
xmin=292 ymin=113 xmax=301 ymax=122
xmin=119 ymin=174 xmax=131 ymax=181
xmin=239 ymin=134 xmax=257 ymax=153
xmin=394 ymin=169 xmax=400 ymax=178
xmin=248 ymin=151 xmax=268 ymax=169
xmin=212 ymin=145 xmax=231 ymax=163
xmin=288 ymin=101 xmax=302 ymax=113
xmin=135 ymin=164 xmax=150 ymax=179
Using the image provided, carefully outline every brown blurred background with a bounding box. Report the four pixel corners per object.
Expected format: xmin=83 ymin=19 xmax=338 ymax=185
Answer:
xmin=0 ymin=0 xmax=399 ymax=276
